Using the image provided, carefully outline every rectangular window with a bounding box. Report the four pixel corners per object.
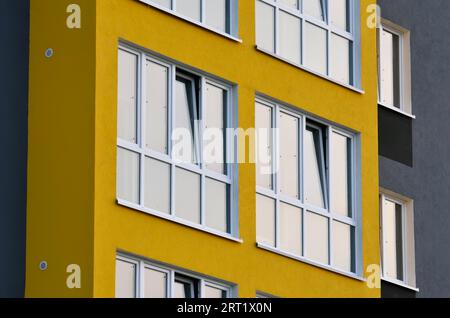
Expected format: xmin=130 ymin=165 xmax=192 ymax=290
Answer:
xmin=377 ymin=20 xmax=412 ymax=114
xmin=117 ymin=45 xmax=236 ymax=238
xmin=115 ymin=258 xmax=137 ymax=298
xmin=380 ymin=192 xmax=416 ymax=288
xmin=138 ymin=0 xmax=237 ymax=37
xmin=255 ymin=0 xmax=360 ymax=87
xmin=255 ymin=98 xmax=359 ymax=275
xmin=115 ymin=254 xmax=234 ymax=298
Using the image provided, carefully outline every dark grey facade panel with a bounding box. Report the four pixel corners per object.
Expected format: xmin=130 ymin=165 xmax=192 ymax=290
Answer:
xmin=381 ymin=281 xmax=416 ymax=299
xmin=378 ymin=0 xmax=450 ymax=298
xmin=378 ymin=106 xmax=413 ymax=167
xmin=0 ymin=0 xmax=29 ymax=297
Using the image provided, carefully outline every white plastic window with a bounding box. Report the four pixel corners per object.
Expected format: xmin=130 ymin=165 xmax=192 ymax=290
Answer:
xmin=115 ymin=255 xmax=233 ymax=298
xmin=117 ymin=46 xmax=235 ymax=237
xmin=255 ymin=0 xmax=358 ymax=86
xmin=255 ymin=98 xmax=359 ymax=274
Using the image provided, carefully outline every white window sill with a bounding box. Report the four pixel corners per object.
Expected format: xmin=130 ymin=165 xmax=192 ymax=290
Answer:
xmin=117 ymin=199 xmax=243 ymax=243
xmin=378 ymin=103 xmax=416 ymax=119
xmin=256 ymin=243 xmax=365 ymax=282
xmin=381 ymin=277 xmax=419 ymax=292
xmin=255 ymin=46 xmax=364 ymax=94
xmin=138 ymin=0 xmax=242 ymax=43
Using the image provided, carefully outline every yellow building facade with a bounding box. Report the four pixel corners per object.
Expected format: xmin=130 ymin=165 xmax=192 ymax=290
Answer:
xmin=26 ymin=0 xmax=380 ymax=298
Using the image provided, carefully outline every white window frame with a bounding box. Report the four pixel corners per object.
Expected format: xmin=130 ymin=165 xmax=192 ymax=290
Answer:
xmin=377 ymin=19 xmax=414 ymax=118
xmin=137 ymin=0 xmax=240 ymax=41
xmin=255 ymin=0 xmax=362 ymax=90
xmin=116 ymin=253 xmax=235 ymax=298
xmin=255 ymin=96 xmax=362 ymax=279
xmin=379 ymin=190 xmax=418 ymax=291
xmin=117 ymin=44 xmax=239 ymax=242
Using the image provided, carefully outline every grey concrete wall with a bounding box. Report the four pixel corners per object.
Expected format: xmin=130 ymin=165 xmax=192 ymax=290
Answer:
xmin=378 ymin=0 xmax=450 ymax=298
xmin=0 ymin=0 xmax=29 ymax=297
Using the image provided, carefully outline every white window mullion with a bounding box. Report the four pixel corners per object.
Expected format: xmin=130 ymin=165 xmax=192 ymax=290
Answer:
xmin=401 ymin=203 xmax=408 ymax=283
xmin=274 ymin=104 xmax=281 ymax=249
xmin=326 ymin=30 xmax=331 ymax=77
xmin=138 ymin=260 xmax=145 ymax=298
xmin=380 ymin=194 xmax=386 ymax=277
xmin=270 ymin=102 xmax=277 ymax=201
xmin=200 ymin=0 xmax=206 ymax=23
xmin=300 ymin=17 xmax=305 ymax=65
xmin=300 ymin=115 xmax=306 ymax=257
xmin=199 ymin=78 xmax=206 ymax=226
xmin=328 ymin=215 xmax=333 ymax=266
xmin=199 ymin=279 xmax=206 ymax=298
xmin=326 ymin=125 xmax=333 ymax=266
xmin=326 ymin=126 xmax=332 ymax=214
xmin=169 ymin=269 xmax=175 ymax=298
xmin=172 ymin=0 xmax=177 ymax=11
xmin=377 ymin=25 xmax=383 ymax=104
xmin=226 ymin=86 xmax=235 ymax=235
xmin=139 ymin=53 xmax=146 ymax=208
xmin=275 ymin=6 xmax=280 ymax=55
xmin=398 ymin=31 xmax=405 ymax=110
xmin=170 ymin=65 xmax=176 ymax=216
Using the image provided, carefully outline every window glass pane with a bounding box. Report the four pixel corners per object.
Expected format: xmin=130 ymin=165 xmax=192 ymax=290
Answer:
xmin=279 ymin=203 xmax=302 ymax=256
xmin=204 ymin=285 xmax=227 ymax=298
xmin=256 ymin=1 xmax=275 ymax=53
xmin=153 ymin=0 xmax=171 ymax=9
xmin=205 ymin=0 xmax=227 ymax=32
xmin=279 ymin=0 xmax=298 ymax=9
xmin=144 ymin=157 xmax=170 ymax=214
xmin=333 ymin=221 xmax=353 ymax=272
xmin=146 ymin=60 xmax=169 ymax=154
xmin=330 ymin=34 xmax=351 ymax=84
xmin=330 ymin=0 xmax=349 ymax=31
xmin=379 ymin=29 xmax=400 ymax=108
xmin=174 ymin=281 xmax=189 ymax=298
xmin=303 ymin=0 xmax=325 ymax=20
xmin=304 ymin=22 xmax=327 ymax=75
xmin=205 ymin=178 xmax=228 ymax=233
xmin=256 ymin=102 xmax=273 ymax=189
xmin=279 ymin=112 xmax=299 ymax=198
xmin=144 ymin=267 xmax=168 ymax=298
xmin=279 ymin=10 xmax=301 ymax=65
xmin=174 ymin=77 xmax=197 ymax=164
xmin=115 ymin=259 xmax=136 ymax=298
xmin=174 ymin=276 xmax=198 ymax=298
xmin=118 ymin=49 xmax=137 ymax=143
xmin=304 ymin=127 xmax=326 ymax=208
xmin=256 ymin=195 xmax=276 ymax=247
xmin=177 ymin=0 xmax=201 ymax=21
xmin=305 ymin=211 xmax=329 ymax=264
xmin=204 ymin=83 xmax=225 ymax=174
xmin=382 ymin=199 xmax=403 ymax=281
xmin=175 ymin=168 xmax=200 ymax=224
xmin=117 ymin=148 xmax=140 ymax=204
xmin=330 ymin=132 xmax=351 ymax=217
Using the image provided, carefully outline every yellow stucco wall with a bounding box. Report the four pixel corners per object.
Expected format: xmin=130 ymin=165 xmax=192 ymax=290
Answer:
xmin=26 ymin=0 xmax=96 ymax=297
xmin=93 ymin=0 xmax=380 ymax=298
xmin=27 ymin=0 xmax=380 ymax=297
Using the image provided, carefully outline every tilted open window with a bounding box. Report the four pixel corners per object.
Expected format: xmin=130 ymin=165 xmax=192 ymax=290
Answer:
xmin=255 ymin=97 xmax=360 ymax=276
xmin=116 ymin=45 xmax=237 ymax=239
xmin=115 ymin=254 xmax=234 ymax=298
